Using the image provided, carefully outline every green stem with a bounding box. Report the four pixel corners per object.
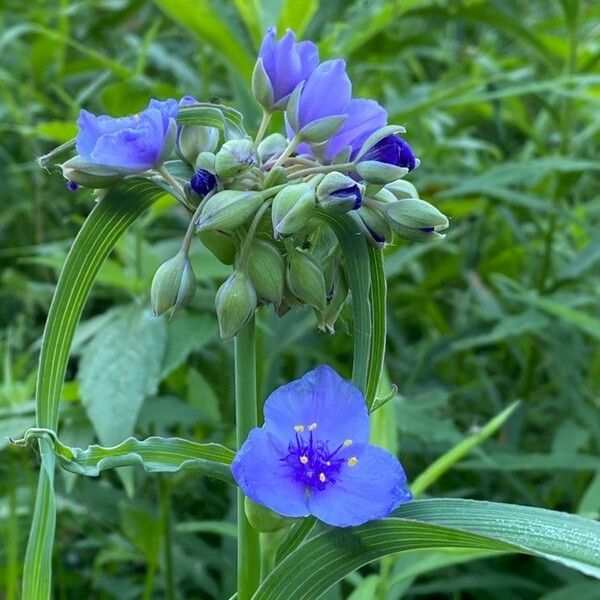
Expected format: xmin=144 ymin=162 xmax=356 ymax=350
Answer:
xmin=270 ymin=135 xmax=301 ymax=172
xmin=237 ymin=200 xmax=273 ymax=270
xmin=180 ymin=190 xmax=214 ymax=255
xmin=235 ymin=317 xmax=261 ymax=600
xmin=287 ymin=161 xmax=356 ymax=180
xmin=160 ymin=476 xmax=176 ymax=600
xmin=254 ymin=109 xmax=272 ymax=151
xmin=141 ymin=559 xmax=157 ymax=600
xmin=157 ymin=164 xmax=187 ymax=199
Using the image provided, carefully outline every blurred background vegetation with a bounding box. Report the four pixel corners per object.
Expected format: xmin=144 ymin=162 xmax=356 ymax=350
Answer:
xmin=1 ymin=0 xmax=600 ymax=598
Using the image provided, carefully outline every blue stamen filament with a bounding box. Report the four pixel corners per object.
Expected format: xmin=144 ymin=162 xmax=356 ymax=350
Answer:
xmin=281 ymin=423 xmax=357 ymax=492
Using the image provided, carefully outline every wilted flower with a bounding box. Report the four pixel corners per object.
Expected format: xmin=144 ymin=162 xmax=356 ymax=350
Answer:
xmin=232 ymin=365 xmax=411 ymax=527
xmin=254 ymin=28 xmax=319 ymax=111
xmin=74 ymin=98 xmax=179 ymax=172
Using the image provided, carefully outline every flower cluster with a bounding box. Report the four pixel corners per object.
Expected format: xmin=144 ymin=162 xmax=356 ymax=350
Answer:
xmin=56 ymin=27 xmax=448 ymax=337
xmin=232 ymin=365 xmax=411 ymax=527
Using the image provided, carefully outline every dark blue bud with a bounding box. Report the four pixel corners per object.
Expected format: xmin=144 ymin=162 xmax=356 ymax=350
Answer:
xmin=190 ymin=169 xmax=217 ymax=197
xmin=66 ymin=180 xmax=79 ymax=191
xmin=330 ymin=184 xmax=362 ymax=210
xmin=361 ymin=135 xmax=417 ymax=171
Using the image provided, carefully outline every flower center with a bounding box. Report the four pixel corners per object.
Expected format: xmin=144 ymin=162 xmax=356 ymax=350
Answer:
xmin=281 ymin=423 xmax=357 ymax=491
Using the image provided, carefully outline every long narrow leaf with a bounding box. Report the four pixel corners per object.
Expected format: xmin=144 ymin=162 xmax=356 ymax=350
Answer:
xmin=253 ymin=499 xmax=600 ymax=599
xmin=23 ymin=179 xmax=165 ymax=599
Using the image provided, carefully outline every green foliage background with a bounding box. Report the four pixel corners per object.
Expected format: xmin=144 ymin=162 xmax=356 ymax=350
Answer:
xmin=1 ymin=0 xmax=599 ymax=598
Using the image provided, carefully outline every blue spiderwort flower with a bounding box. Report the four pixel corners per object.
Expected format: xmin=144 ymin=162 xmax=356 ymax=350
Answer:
xmin=232 ymin=365 xmax=411 ymax=527
xmin=361 ymin=134 xmax=418 ymax=171
xmin=190 ymin=169 xmax=217 ymax=197
xmin=254 ymin=28 xmax=319 ymax=111
xmin=74 ymin=98 xmax=179 ymax=172
xmin=286 ymin=60 xmax=352 ymax=143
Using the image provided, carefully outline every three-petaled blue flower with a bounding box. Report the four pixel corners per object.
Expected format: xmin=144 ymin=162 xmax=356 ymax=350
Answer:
xmin=232 ymin=365 xmax=411 ymax=527
xmin=257 ymin=28 xmax=319 ymax=110
xmin=75 ymin=98 xmax=180 ymax=172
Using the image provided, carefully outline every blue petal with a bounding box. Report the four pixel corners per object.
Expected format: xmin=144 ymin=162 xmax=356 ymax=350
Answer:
xmin=89 ymin=108 xmax=164 ymax=170
xmin=325 ymin=98 xmax=387 ymax=161
xmin=76 ymin=110 xmax=138 ymax=160
xmin=273 ymin=29 xmax=301 ymax=101
xmin=296 ymin=40 xmax=319 ymax=80
xmin=231 ymin=428 xmax=309 ymax=518
xmin=263 ymin=365 xmax=369 ymax=447
xmin=307 ymin=443 xmax=410 ymax=527
xmin=258 ymin=27 xmax=278 ymax=80
xmin=298 ymin=60 xmax=351 ymax=128
xmin=147 ymin=98 xmax=179 ymax=129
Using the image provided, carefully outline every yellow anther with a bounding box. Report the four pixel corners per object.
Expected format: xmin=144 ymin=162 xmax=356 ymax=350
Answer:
xmin=299 ymin=455 xmax=308 ymax=464
xmin=347 ymin=456 xmax=358 ymax=467
xmin=308 ymin=422 xmax=318 ymax=431
xmin=294 ymin=425 xmax=305 ymax=432
xmin=343 ymin=439 xmax=353 ymax=447
xmin=319 ymin=472 xmax=327 ymax=483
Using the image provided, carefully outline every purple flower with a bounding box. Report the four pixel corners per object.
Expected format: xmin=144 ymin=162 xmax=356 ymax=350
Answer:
xmin=232 ymin=365 xmax=411 ymax=527
xmin=75 ymin=98 xmax=179 ymax=172
xmin=361 ymin=135 xmax=418 ymax=171
xmin=257 ymin=28 xmax=319 ymax=109
xmin=287 ymin=60 xmax=351 ymax=137
xmin=190 ymin=169 xmax=216 ymax=196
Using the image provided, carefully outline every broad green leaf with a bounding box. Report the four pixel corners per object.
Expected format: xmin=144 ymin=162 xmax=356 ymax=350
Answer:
xmin=23 ymin=179 xmax=165 ymax=600
xmin=79 ymin=304 xmax=167 ymax=447
xmin=277 ymin=0 xmax=319 ymax=38
xmin=233 ymin=0 xmax=264 ymax=46
xmin=254 ymin=499 xmax=600 ymax=599
xmin=153 ymin=0 xmax=254 ymax=78
xmin=411 ymin=401 xmax=520 ymax=495
xmin=14 ymin=428 xmax=234 ymax=483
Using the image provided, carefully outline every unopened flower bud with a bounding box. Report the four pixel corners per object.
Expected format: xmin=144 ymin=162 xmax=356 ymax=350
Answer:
xmin=350 ymin=206 xmax=393 ymax=247
xmin=215 ymin=271 xmax=257 ymax=339
xmin=190 ymin=169 xmax=217 ymax=197
xmin=61 ymin=156 xmax=122 ymax=188
xmin=252 ymin=58 xmax=275 ymax=111
xmin=271 ymin=182 xmax=315 ymax=238
xmin=286 ymin=249 xmax=326 ymax=312
xmin=150 ymin=251 xmax=197 ymax=317
xmin=198 ymin=230 xmax=236 ymax=265
xmin=196 ymin=190 xmax=264 ymax=233
xmin=316 ymin=172 xmax=362 ymax=213
xmin=195 ymin=151 xmax=216 ymax=173
xmin=385 ymin=179 xmax=419 ymax=200
xmin=245 ymin=239 xmax=285 ymax=306
xmin=245 ymin=497 xmax=291 ymax=532
xmin=177 ymin=124 xmax=219 ymax=165
xmin=262 ymin=166 xmax=287 ymax=189
xmin=385 ymin=199 xmax=449 ymax=241
xmin=319 ymin=269 xmax=348 ymax=334
xmin=257 ymin=133 xmax=288 ymax=163
xmin=356 ymin=160 xmax=408 ymax=185
xmin=215 ymin=139 xmax=256 ymax=179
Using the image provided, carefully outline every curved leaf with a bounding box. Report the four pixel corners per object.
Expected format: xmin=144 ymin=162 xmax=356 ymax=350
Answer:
xmin=15 ymin=429 xmax=233 ymax=483
xmin=23 ymin=178 xmax=165 ymax=600
xmin=253 ymin=499 xmax=600 ymax=599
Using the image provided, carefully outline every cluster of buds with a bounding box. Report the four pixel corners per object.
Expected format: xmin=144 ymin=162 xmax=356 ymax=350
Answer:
xmin=53 ymin=28 xmax=448 ymax=339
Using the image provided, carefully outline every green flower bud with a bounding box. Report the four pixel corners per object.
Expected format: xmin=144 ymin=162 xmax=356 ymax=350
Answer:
xmin=373 ymin=187 xmax=397 ymax=205
xmin=245 ymin=498 xmax=292 ymax=533
xmin=150 ymin=251 xmax=197 ymax=317
xmin=257 ymin=133 xmax=288 ymax=163
xmin=385 ymin=199 xmax=449 ymax=241
xmin=286 ymin=249 xmax=326 ymax=312
xmin=350 ymin=206 xmax=393 ymax=248
xmin=245 ymin=239 xmax=285 ymax=306
xmin=262 ymin=166 xmax=288 ymax=189
xmin=385 ymin=179 xmax=419 ymax=200
xmin=215 ymin=271 xmax=257 ymax=340
xmin=178 ymin=124 xmax=219 ymax=165
xmin=196 ymin=190 xmax=264 ymax=233
xmin=356 ymin=160 xmax=408 ymax=185
xmin=215 ymin=139 xmax=256 ymax=179
xmin=271 ymin=182 xmax=315 ymax=238
xmin=61 ymin=156 xmax=123 ymax=188
xmin=299 ymin=115 xmax=347 ymax=144
xmin=195 ymin=151 xmax=217 ymax=173
xmin=252 ymin=58 xmax=275 ymax=111
xmin=198 ymin=229 xmax=236 ymax=265
xmin=316 ymin=172 xmax=362 ymax=213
